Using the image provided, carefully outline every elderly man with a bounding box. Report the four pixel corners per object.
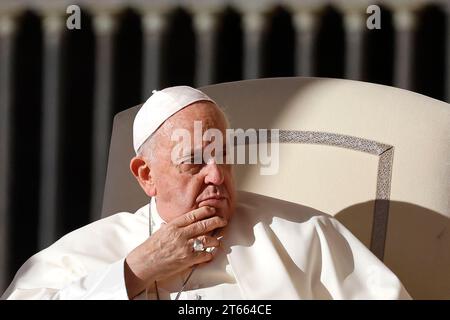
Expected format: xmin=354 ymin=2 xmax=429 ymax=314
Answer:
xmin=2 ymin=86 xmax=410 ymax=300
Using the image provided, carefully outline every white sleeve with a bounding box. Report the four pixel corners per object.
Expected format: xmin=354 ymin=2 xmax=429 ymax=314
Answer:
xmin=317 ymin=217 xmax=412 ymax=300
xmin=2 ymin=258 xmax=130 ymax=300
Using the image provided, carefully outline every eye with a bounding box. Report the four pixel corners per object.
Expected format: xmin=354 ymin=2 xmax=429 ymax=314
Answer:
xmin=180 ymin=158 xmax=193 ymax=165
xmin=180 ymin=155 xmax=203 ymax=165
xmin=177 ymin=156 xmax=205 ymax=174
xmin=178 ymin=163 xmax=203 ymax=174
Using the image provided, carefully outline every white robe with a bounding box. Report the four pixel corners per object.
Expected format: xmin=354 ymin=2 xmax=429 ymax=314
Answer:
xmin=1 ymin=191 xmax=411 ymax=300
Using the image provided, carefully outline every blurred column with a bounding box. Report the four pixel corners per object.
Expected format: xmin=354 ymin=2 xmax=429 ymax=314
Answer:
xmin=38 ymin=12 xmax=65 ymax=249
xmin=233 ymin=0 xmax=273 ymax=80
xmin=334 ymin=1 xmax=372 ymax=81
xmin=343 ymin=11 xmax=366 ymax=80
xmin=186 ymin=0 xmax=224 ymax=87
xmin=241 ymin=11 xmax=267 ymax=80
xmin=392 ymin=9 xmax=417 ymax=90
xmin=141 ymin=11 xmax=167 ymax=97
xmin=133 ymin=0 xmax=175 ymax=97
xmin=285 ymin=1 xmax=326 ymax=77
xmin=0 ymin=11 xmax=17 ymax=293
xmin=384 ymin=0 xmax=425 ymax=90
xmin=90 ymin=11 xmax=118 ymax=221
xmin=292 ymin=10 xmax=319 ymax=77
xmin=192 ymin=11 xmax=218 ymax=87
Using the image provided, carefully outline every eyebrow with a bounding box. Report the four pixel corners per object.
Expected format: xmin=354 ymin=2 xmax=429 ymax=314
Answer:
xmin=178 ymin=144 xmax=228 ymax=161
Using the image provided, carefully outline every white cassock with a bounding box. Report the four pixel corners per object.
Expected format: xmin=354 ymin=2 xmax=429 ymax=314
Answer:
xmin=1 ymin=191 xmax=411 ymax=300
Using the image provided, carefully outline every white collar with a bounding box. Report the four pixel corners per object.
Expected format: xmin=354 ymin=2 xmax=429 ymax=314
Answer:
xmin=150 ymin=197 xmax=166 ymax=234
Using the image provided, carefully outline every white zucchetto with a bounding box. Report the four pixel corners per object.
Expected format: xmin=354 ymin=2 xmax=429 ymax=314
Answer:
xmin=133 ymin=86 xmax=215 ymax=154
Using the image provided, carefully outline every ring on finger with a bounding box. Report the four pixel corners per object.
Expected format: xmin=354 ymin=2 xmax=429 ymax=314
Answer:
xmin=192 ymin=238 xmax=205 ymax=252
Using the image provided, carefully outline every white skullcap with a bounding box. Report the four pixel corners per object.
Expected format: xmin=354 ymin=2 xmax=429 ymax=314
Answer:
xmin=133 ymin=85 xmax=216 ymax=154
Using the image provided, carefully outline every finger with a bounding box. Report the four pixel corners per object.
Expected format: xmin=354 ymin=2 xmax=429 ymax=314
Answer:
xmin=172 ymin=206 xmax=216 ymax=227
xmin=191 ymin=251 xmax=214 ymax=265
xmin=183 ymin=216 xmax=227 ymax=238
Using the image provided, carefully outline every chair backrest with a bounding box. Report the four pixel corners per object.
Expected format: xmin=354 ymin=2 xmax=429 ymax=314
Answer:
xmin=101 ymin=77 xmax=450 ymax=299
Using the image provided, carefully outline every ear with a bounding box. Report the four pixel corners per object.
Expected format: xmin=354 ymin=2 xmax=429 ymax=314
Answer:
xmin=130 ymin=156 xmax=156 ymax=197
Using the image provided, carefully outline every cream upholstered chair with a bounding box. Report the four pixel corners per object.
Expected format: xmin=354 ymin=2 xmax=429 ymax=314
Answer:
xmin=101 ymin=77 xmax=450 ymax=299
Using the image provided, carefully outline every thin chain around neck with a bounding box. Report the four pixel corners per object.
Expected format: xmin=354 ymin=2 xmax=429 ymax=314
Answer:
xmin=146 ymin=200 xmax=196 ymax=300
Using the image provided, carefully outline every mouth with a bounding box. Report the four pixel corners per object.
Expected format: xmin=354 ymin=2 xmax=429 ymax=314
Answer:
xmin=197 ymin=196 xmax=227 ymax=207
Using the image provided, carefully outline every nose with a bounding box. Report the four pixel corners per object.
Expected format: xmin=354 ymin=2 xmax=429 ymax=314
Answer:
xmin=204 ymin=160 xmax=224 ymax=185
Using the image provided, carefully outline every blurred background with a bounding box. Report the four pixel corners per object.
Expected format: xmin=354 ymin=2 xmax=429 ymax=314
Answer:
xmin=0 ymin=0 xmax=448 ymax=293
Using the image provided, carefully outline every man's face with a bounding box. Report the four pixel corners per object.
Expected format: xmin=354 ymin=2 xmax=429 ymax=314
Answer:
xmin=149 ymin=101 xmax=236 ymax=223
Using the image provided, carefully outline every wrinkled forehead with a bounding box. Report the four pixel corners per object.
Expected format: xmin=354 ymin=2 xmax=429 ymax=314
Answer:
xmin=161 ymin=101 xmax=228 ymax=140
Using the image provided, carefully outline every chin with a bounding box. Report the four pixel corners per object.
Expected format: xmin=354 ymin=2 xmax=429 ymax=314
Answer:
xmin=220 ymin=205 xmax=235 ymax=222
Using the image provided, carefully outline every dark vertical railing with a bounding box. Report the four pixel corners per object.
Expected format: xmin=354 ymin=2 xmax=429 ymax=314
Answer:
xmin=0 ymin=14 xmax=16 ymax=293
xmin=38 ymin=13 xmax=64 ymax=249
